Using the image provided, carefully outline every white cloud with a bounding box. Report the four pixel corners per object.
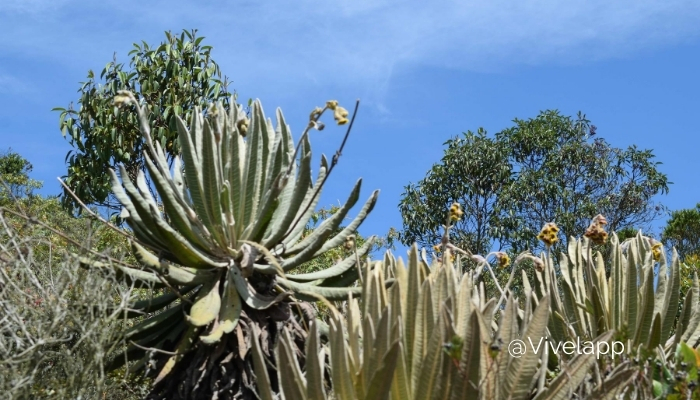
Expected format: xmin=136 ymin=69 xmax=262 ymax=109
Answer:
xmin=250 ymin=0 xmax=699 ymax=70
xmin=145 ymin=0 xmax=700 ymax=94
xmin=2 ymin=0 xmax=699 ymax=104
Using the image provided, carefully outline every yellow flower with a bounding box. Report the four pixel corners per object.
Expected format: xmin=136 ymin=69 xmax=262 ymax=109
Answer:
xmin=333 ymin=106 xmax=350 ymax=125
xmin=236 ymin=118 xmax=249 ymax=137
xmin=310 ymin=107 xmax=323 ymax=121
xmin=325 ymin=100 xmax=339 ymax=110
xmin=537 ymin=222 xmax=559 ymax=247
xmin=449 ymin=202 xmax=464 ymax=221
xmin=584 ymin=214 xmax=608 ymax=245
xmin=652 ymin=242 xmax=663 ymax=262
xmin=433 ymin=244 xmax=441 ymax=253
xmin=335 ymin=106 xmax=349 ymax=118
xmin=495 ymin=252 xmax=510 ymax=269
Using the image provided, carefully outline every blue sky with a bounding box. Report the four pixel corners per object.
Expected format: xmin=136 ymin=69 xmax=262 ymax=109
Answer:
xmin=1 ymin=0 xmax=699 ymax=257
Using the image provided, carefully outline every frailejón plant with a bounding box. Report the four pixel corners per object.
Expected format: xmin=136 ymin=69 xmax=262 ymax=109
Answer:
xmin=88 ymin=91 xmax=377 ymax=399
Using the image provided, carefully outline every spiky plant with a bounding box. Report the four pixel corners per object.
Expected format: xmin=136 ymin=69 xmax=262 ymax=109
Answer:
xmin=251 ymin=207 xmax=634 ymax=399
xmin=256 ymin=212 xmax=698 ymax=398
xmin=96 ymin=91 xmax=378 ymax=399
xmin=529 ymin=231 xmax=681 ymax=352
xmin=257 ymin=245 xmax=632 ymax=400
xmin=529 ymin=230 xmax=697 ymax=398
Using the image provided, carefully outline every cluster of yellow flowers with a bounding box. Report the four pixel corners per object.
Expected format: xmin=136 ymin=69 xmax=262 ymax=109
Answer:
xmin=309 ymin=100 xmax=350 ymax=127
xmin=432 ymin=245 xmax=456 ymax=262
xmin=495 ymin=252 xmax=510 ymax=269
xmin=651 ymin=241 xmax=663 ymax=262
xmin=537 ymin=222 xmax=559 ymax=247
xmin=449 ymin=202 xmax=464 ymax=222
xmin=584 ymin=214 xmax=608 ymax=245
xmin=325 ymin=100 xmax=350 ymax=125
xmin=236 ymin=117 xmax=250 ymax=137
xmin=309 ymin=107 xmax=324 ymax=121
xmin=344 ymin=235 xmax=355 ymax=251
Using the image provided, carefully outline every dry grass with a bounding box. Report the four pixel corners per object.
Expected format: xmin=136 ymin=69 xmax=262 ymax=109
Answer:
xmin=0 ymin=208 xmax=150 ymax=399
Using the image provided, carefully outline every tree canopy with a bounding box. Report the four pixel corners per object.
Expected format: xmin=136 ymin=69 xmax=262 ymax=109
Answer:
xmin=54 ymin=29 xmax=233 ymax=214
xmin=398 ymin=129 xmax=510 ymax=257
xmin=399 ymin=110 xmax=670 ymax=256
xmin=0 ymin=149 xmax=132 ymax=264
xmin=662 ymin=203 xmax=700 ymax=259
xmin=0 ymin=149 xmax=42 ymax=202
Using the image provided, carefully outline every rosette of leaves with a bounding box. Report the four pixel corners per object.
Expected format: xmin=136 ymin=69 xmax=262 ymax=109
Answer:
xmin=530 ymin=231 xmax=681 ymax=350
xmin=525 ymin=230 xmax=700 ymax=398
xmin=255 ymin=246 xmax=633 ymax=400
xmin=99 ymin=91 xmax=378 ymax=399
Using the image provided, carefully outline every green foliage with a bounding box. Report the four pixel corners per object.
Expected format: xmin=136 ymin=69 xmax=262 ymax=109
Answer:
xmin=682 ymin=255 xmax=700 ymax=296
xmin=663 ymin=203 xmax=700 ymax=259
xmin=400 ymin=129 xmax=510 ymax=257
xmin=54 ymin=29 xmax=233 ymax=213
xmin=662 ymin=205 xmax=700 ymax=330
xmin=615 ymin=225 xmax=641 ymax=242
xmin=0 ymin=149 xmax=132 ymax=264
xmin=0 ymin=200 xmax=146 ymax=399
xmin=652 ymin=342 xmax=700 ymax=399
xmin=0 ymin=149 xmax=148 ymax=398
xmin=0 ymin=149 xmax=42 ymax=203
xmin=3 ymin=196 xmax=129 ymax=263
xmin=297 ymin=205 xmax=397 ymax=277
xmin=399 ymin=110 xmax=670 ymax=257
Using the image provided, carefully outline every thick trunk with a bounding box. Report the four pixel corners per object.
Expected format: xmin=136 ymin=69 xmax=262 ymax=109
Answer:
xmin=145 ymin=302 xmax=307 ymax=400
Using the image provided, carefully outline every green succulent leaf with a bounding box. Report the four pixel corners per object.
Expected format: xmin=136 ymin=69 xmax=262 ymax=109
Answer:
xmin=200 ymin=271 xmax=242 ymax=344
xmin=187 ymin=277 xmax=222 ymax=327
xmin=154 ymin=325 xmax=200 ymax=385
xmin=286 ymin=238 xmax=375 ymax=282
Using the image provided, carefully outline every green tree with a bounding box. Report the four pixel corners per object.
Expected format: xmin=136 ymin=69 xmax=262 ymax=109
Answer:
xmin=662 ymin=204 xmax=700 ymax=259
xmin=0 ymin=148 xmax=42 ymax=203
xmin=661 ymin=205 xmax=700 ymax=327
xmin=54 ymin=29 xmax=233 ymax=214
xmin=0 ymin=149 xmax=131 ymax=261
xmin=399 ymin=129 xmax=511 ymax=257
xmin=399 ymin=110 xmax=670 ymax=257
